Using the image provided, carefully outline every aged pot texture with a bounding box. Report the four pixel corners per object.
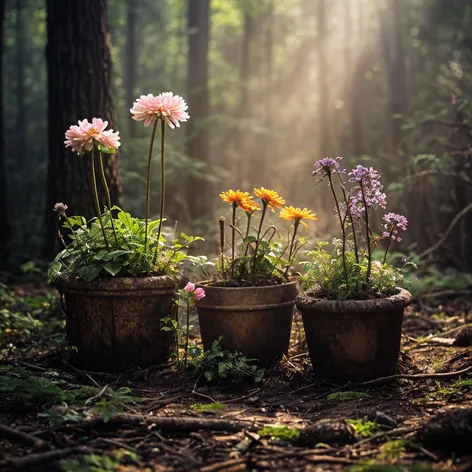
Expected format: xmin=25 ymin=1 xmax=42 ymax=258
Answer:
xmin=296 ymin=288 xmax=412 ymax=381
xmin=196 ymin=281 xmax=299 ymax=365
xmin=57 ymin=274 xmax=182 ymax=372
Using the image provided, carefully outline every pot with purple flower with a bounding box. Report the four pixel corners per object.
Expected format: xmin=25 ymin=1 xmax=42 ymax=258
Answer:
xmin=297 ymin=158 xmax=413 ymax=381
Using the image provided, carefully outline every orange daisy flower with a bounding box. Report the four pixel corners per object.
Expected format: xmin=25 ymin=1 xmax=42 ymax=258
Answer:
xmin=279 ymin=206 xmax=317 ymax=227
xmin=219 ymin=189 xmax=250 ymax=205
xmin=238 ymin=198 xmax=261 ymax=213
xmin=254 ymin=187 xmax=285 ymax=210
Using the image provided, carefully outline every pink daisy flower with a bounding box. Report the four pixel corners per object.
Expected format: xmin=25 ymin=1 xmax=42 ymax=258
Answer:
xmin=130 ymin=92 xmax=190 ymax=129
xmin=64 ymin=118 xmax=121 ymax=154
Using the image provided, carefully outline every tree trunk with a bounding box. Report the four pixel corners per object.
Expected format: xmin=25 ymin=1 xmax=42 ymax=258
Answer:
xmin=0 ymin=0 xmax=9 ymax=264
xmin=43 ymin=0 xmax=122 ymax=259
xmin=125 ymin=0 xmax=137 ymax=137
xmin=390 ymin=0 xmax=407 ymax=155
xmin=186 ymin=0 xmax=211 ymax=223
xmin=317 ymin=0 xmax=328 ymax=157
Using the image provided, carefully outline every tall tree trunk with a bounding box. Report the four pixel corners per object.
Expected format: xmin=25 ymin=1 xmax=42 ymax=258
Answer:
xmin=317 ymin=0 xmax=328 ymax=157
xmin=125 ymin=0 xmax=137 ymax=137
xmin=186 ymin=0 xmax=211 ymax=222
xmin=390 ymin=0 xmax=407 ymax=155
xmin=44 ymin=0 xmax=122 ymax=259
xmin=0 ymin=0 xmax=9 ymax=265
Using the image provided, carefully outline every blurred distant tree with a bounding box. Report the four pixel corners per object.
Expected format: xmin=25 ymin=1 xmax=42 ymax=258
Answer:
xmin=186 ymin=0 xmax=211 ymax=222
xmin=15 ymin=0 xmax=26 ymax=172
xmin=43 ymin=0 xmax=122 ymax=258
xmin=317 ymin=0 xmax=328 ymax=156
xmin=125 ymin=0 xmax=137 ymax=137
xmin=0 ymin=0 xmax=9 ymax=264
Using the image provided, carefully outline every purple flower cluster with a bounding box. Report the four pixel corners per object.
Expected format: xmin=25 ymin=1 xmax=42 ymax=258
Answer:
xmin=312 ymin=157 xmax=345 ymax=178
xmin=348 ymin=165 xmax=387 ymax=210
xmin=53 ymin=202 xmax=68 ymax=213
xmin=382 ymin=213 xmax=408 ymax=242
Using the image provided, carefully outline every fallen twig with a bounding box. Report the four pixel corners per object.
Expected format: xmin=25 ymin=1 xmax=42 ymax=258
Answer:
xmin=352 ymin=365 xmax=472 ymax=387
xmin=0 ymin=423 xmax=48 ymax=450
xmin=0 ymin=445 xmax=88 ymax=470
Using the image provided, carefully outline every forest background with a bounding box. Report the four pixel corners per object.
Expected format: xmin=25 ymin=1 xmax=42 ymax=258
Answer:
xmin=1 ymin=0 xmax=472 ymax=286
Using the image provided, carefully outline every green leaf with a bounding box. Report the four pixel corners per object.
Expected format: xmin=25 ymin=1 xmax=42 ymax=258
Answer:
xmin=118 ymin=211 xmax=133 ymax=230
xmin=103 ymin=262 xmax=122 ymax=276
xmin=76 ymin=264 xmax=103 ymax=282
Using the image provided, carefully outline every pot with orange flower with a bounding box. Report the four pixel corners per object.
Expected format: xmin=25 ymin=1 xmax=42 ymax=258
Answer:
xmin=48 ymin=93 xmax=202 ymax=372
xmin=195 ymin=188 xmax=317 ymax=365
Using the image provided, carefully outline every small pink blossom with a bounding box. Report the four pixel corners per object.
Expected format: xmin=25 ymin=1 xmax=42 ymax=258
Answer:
xmin=53 ymin=202 xmax=68 ymax=213
xmin=184 ymin=282 xmax=196 ymax=292
xmin=130 ymin=92 xmax=190 ymax=129
xmin=64 ymin=118 xmax=121 ymax=154
xmin=193 ymin=287 xmax=206 ymax=301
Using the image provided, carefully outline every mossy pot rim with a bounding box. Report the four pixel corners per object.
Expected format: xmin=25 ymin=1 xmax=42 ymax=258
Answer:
xmin=55 ymin=272 xmax=182 ymax=293
xmin=296 ymin=287 xmax=412 ymax=314
xmin=196 ymin=279 xmax=298 ymax=292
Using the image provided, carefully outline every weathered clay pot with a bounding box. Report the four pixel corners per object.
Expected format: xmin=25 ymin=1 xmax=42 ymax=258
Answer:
xmin=195 ymin=281 xmax=299 ymax=365
xmin=57 ymin=274 xmax=181 ymax=372
xmin=296 ymin=288 xmax=412 ymax=381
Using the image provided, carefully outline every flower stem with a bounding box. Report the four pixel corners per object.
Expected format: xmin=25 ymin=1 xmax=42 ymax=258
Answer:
xmin=251 ymin=201 xmax=268 ymax=277
xmin=144 ymin=119 xmax=159 ymax=254
xmin=231 ymin=203 xmax=237 ymax=278
xmin=156 ymin=120 xmax=166 ymax=253
xmin=219 ymin=217 xmax=225 ymax=278
xmin=328 ymin=173 xmax=348 ymax=287
xmin=91 ymin=149 xmax=109 ymax=249
xmin=383 ymin=227 xmax=395 ymax=265
xmin=98 ymin=151 xmax=118 ymax=247
xmin=360 ymin=180 xmax=372 ymax=284
xmin=285 ymin=219 xmax=300 ymax=278
xmin=184 ymin=298 xmax=190 ymax=369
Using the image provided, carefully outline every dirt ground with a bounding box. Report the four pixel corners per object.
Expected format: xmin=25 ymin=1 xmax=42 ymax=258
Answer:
xmin=0 ymin=282 xmax=471 ymax=471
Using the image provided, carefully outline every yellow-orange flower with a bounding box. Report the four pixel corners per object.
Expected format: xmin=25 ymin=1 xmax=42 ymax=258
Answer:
xmin=279 ymin=206 xmax=317 ymax=227
xmin=254 ymin=187 xmax=285 ymax=210
xmin=219 ymin=189 xmax=250 ymax=205
xmin=238 ymin=198 xmax=261 ymax=213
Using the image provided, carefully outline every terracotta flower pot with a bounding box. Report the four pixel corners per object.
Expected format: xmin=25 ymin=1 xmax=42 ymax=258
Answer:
xmin=296 ymin=288 xmax=412 ymax=381
xmin=57 ymin=274 xmax=182 ymax=372
xmin=195 ymin=281 xmax=299 ymax=365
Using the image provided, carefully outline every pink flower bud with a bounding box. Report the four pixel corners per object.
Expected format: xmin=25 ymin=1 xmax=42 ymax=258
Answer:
xmin=184 ymin=282 xmax=195 ymax=292
xmin=194 ymin=287 xmax=206 ymax=301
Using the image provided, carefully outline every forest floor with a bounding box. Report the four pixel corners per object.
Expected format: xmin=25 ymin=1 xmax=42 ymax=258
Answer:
xmin=0 ymin=278 xmax=471 ymax=471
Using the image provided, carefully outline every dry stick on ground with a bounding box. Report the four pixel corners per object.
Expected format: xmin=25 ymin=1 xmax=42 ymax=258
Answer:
xmin=0 ymin=446 xmax=89 ymax=470
xmin=351 ymin=365 xmax=472 ymax=387
xmin=47 ymin=414 xmax=260 ymax=434
xmin=0 ymin=423 xmax=49 ymax=450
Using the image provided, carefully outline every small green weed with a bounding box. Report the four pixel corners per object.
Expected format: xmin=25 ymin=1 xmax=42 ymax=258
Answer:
xmin=377 ymin=440 xmax=406 ymax=462
xmin=347 ymin=419 xmax=380 ymax=438
xmin=60 ymin=450 xmax=139 ymax=472
xmin=258 ymin=425 xmax=300 ymax=441
xmin=190 ymin=402 xmax=226 ymax=413
xmin=327 ymin=391 xmax=370 ymax=402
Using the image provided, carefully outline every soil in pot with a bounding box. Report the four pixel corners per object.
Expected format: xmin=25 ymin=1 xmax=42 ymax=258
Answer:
xmin=57 ymin=274 xmax=182 ymax=372
xmin=195 ymin=280 xmax=299 ymax=366
xmin=296 ymin=288 xmax=412 ymax=381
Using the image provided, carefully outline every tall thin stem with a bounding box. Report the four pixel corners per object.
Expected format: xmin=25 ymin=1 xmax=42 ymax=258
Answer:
xmin=230 ymin=203 xmax=237 ymax=278
xmin=91 ymin=149 xmax=109 ymax=249
xmin=144 ymin=119 xmax=159 ymax=253
xmin=284 ymin=219 xmax=300 ymax=278
xmin=383 ymin=227 xmax=395 ymax=265
xmin=98 ymin=151 xmax=118 ymax=247
xmin=184 ymin=298 xmax=190 ymax=369
xmin=360 ymin=180 xmax=372 ymax=284
xmin=328 ymin=173 xmax=348 ymax=286
xmin=156 ymin=120 xmax=166 ymax=251
xmin=251 ymin=201 xmax=268 ymax=276
xmin=219 ymin=217 xmax=225 ymax=278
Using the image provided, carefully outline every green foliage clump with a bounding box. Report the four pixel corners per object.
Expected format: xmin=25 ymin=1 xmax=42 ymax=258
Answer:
xmin=327 ymin=391 xmax=371 ymax=402
xmin=48 ymin=207 xmax=202 ymax=282
xmin=301 ymin=242 xmax=407 ymax=300
xmin=258 ymin=425 xmax=301 ymax=442
xmin=60 ymin=450 xmax=139 ymax=472
xmin=347 ymin=419 xmax=380 ymax=438
xmin=190 ymin=402 xmax=226 ymax=413
xmin=197 ymin=340 xmax=264 ymax=384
